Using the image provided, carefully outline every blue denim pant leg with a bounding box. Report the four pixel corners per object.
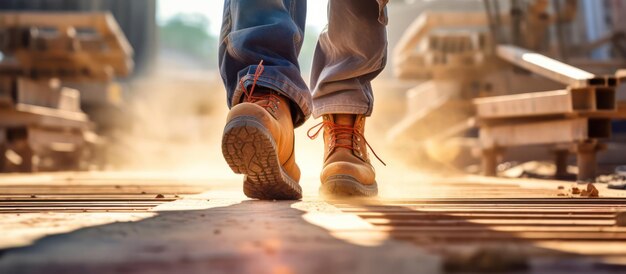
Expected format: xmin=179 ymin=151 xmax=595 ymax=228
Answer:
xmin=219 ymin=0 xmax=310 ymax=127
xmin=310 ymin=0 xmax=389 ymax=118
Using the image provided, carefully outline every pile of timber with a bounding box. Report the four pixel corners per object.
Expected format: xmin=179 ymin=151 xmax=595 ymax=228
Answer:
xmin=474 ymin=45 xmax=625 ymax=181
xmin=0 ymin=12 xmax=133 ymax=172
xmin=0 ymin=78 xmax=93 ymax=172
xmin=0 ymin=12 xmax=133 ymax=81
xmin=474 ymin=77 xmax=624 ymax=181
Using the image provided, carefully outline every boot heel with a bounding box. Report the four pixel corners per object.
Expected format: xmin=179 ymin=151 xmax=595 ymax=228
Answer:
xmin=222 ymin=116 xmax=302 ymax=200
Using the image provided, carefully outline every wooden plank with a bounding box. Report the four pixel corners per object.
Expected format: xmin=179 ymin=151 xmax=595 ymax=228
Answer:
xmin=387 ymin=232 xmax=626 ymax=241
xmin=475 ymin=89 xmax=577 ymax=118
xmin=386 ymin=80 xmax=473 ymax=142
xmin=0 ymin=197 xmax=177 ymax=201
xmin=357 ymin=213 xmax=615 ymax=220
xmin=57 ymin=87 xmax=81 ymax=113
xmin=0 ymin=185 xmax=206 ymax=194
xmin=474 ymin=87 xmax=618 ymax=120
xmin=16 ymin=78 xmax=60 ymax=109
xmin=1 ymin=12 xmax=105 ymax=29
xmin=371 ymin=225 xmax=626 ymax=233
xmin=342 ymin=208 xmax=623 ymax=214
xmin=335 ymin=197 xmax=626 ymax=204
xmin=497 ymin=44 xmax=600 ymax=88
xmin=394 ymin=12 xmax=491 ymax=58
xmin=0 ymin=12 xmax=133 ymax=80
xmin=27 ymin=127 xmax=85 ymax=151
xmin=364 ymin=218 xmax=615 ymax=226
xmin=479 ymin=118 xmax=610 ymax=148
xmin=11 ymin=78 xmax=83 ymax=113
xmin=0 ymin=198 xmax=175 ymax=203
xmin=0 ymin=208 xmax=153 ymax=213
xmin=348 ymin=211 xmax=625 ymax=218
xmin=0 ymin=202 xmax=164 ymax=208
xmin=0 ymin=104 xmax=89 ymax=129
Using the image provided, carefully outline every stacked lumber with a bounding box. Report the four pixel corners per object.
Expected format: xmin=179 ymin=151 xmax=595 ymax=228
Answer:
xmin=0 ymin=77 xmax=93 ymax=172
xmin=474 ymin=45 xmax=625 ymax=180
xmin=0 ymin=12 xmax=133 ymax=172
xmin=0 ymin=12 xmax=133 ymax=81
xmin=474 ymin=82 xmax=622 ymax=180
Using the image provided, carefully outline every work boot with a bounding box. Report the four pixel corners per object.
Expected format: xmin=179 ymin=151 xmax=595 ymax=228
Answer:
xmin=308 ymin=114 xmax=385 ymax=197
xmin=221 ymin=65 xmax=301 ymax=200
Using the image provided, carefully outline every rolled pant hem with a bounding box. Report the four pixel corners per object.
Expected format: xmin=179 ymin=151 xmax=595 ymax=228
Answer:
xmin=312 ymin=104 xmax=371 ymax=119
xmin=232 ymin=73 xmax=312 ymax=127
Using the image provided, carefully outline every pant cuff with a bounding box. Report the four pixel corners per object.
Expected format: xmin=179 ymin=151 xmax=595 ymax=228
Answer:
xmin=312 ymin=104 xmax=371 ymax=119
xmin=232 ymin=72 xmax=311 ymax=127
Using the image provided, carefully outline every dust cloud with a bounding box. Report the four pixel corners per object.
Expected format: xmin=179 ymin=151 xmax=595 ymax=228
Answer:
xmin=105 ymin=51 xmax=453 ymax=197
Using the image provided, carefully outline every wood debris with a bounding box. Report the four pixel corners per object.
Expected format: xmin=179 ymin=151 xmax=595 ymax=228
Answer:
xmin=580 ymin=183 xmax=599 ymax=197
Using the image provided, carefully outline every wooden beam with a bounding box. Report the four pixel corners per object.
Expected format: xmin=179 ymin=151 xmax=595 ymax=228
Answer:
xmin=497 ymin=45 xmax=601 ymax=88
xmin=474 ymin=88 xmax=617 ymax=119
xmin=475 ymin=89 xmax=576 ymax=118
xmin=0 ymin=104 xmax=89 ymax=130
xmin=479 ymin=118 xmax=610 ymax=148
xmin=27 ymin=127 xmax=86 ymax=152
xmin=0 ymin=12 xmax=133 ymax=79
xmin=394 ymin=12 xmax=494 ymax=64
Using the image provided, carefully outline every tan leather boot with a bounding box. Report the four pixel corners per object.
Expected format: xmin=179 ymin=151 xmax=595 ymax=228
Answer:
xmin=222 ymin=83 xmax=301 ymax=200
xmin=308 ymin=114 xmax=385 ymax=197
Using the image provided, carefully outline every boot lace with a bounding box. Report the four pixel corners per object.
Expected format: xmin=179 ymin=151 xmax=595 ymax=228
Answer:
xmin=239 ymin=60 xmax=281 ymax=111
xmin=307 ymin=119 xmax=386 ymax=166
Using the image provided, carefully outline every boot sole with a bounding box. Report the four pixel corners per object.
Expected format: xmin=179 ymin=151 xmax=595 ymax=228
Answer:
xmin=320 ymin=175 xmax=378 ymax=198
xmin=222 ymin=116 xmax=302 ymax=200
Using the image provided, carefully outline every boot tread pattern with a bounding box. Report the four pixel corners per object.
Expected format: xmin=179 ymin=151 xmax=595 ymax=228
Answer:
xmin=222 ymin=117 xmax=302 ymax=200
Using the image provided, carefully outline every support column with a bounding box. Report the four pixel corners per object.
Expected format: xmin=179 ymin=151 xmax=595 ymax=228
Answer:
xmin=576 ymin=141 xmax=600 ymax=181
xmin=482 ymin=147 xmax=501 ymax=177
xmin=13 ymin=138 xmax=35 ymax=173
xmin=553 ymin=149 xmax=569 ymax=179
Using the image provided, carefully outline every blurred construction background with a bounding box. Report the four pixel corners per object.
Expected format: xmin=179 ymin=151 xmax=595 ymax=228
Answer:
xmin=1 ymin=0 xmax=626 ymax=273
